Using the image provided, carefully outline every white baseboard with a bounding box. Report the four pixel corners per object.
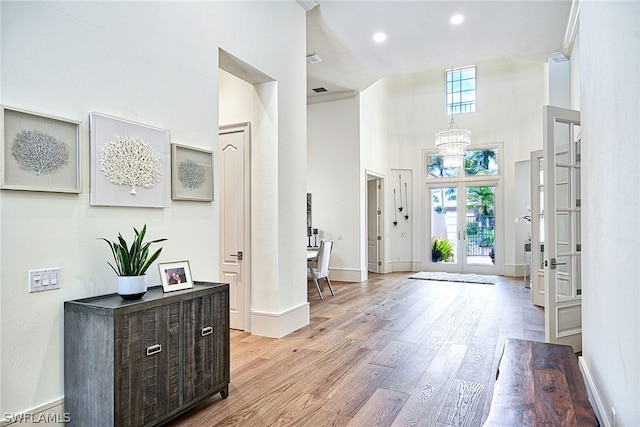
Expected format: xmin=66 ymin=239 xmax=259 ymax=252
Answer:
xmin=390 ymin=261 xmax=414 ymax=272
xmin=579 ymin=356 xmax=609 ymax=427
xmin=329 ymin=267 xmax=366 ymax=282
xmin=250 ymin=302 xmax=310 ymax=338
xmin=1 ymin=398 xmax=67 ymax=426
xmin=503 ymin=263 xmax=521 ymax=277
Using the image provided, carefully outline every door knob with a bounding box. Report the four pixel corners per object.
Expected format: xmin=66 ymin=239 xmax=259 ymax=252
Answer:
xmin=230 ymin=251 xmax=243 ymax=261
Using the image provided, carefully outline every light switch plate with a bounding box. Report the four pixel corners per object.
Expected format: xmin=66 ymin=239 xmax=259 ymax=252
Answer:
xmin=29 ymin=268 xmax=61 ymax=293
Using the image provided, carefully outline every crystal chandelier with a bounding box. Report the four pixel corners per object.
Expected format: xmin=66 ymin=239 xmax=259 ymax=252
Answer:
xmin=435 ymin=117 xmax=471 ymax=169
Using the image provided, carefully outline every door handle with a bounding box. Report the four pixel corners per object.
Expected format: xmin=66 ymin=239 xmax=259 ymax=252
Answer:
xmin=230 ymin=251 xmax=243 ymax=261
xmin=146 ymin=344 xmax=162 ymax=356
xmin=549 ymin=257 xmax=566 ymax=270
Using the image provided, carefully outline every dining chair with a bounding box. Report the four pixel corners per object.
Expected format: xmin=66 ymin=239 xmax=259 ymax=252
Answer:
xmin=307 ymin=240 xmax=335 ymax=299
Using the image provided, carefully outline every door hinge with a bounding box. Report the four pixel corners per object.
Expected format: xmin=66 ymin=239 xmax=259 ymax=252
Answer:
xmin=377 ymin=261 xmax=382 ymax=266
xmin=377 ymin=235 xmax=382 ymax=241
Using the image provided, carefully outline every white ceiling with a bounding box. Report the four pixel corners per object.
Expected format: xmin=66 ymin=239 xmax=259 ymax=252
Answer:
xmin=305 ymin=0 xmax=573 ymax=99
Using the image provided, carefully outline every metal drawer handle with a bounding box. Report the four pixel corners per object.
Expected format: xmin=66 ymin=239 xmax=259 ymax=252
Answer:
xmin=146 ymin=344 xmax=162 ymax=356
xmin=201 ymin=326 xmax=213 ymax=337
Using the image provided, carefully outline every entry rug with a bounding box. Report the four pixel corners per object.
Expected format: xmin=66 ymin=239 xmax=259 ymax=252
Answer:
xmin=409 ymin=271 xmax=499 ymax=285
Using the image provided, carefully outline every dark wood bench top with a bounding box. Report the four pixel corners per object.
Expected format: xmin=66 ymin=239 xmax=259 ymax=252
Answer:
xmin=483 ymin=338 xmax=598 ymax=427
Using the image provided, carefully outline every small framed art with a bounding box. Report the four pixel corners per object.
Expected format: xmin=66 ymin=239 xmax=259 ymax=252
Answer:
xmin=1 ymin=105 xmax=81 ymax=193
xmin=171 ymin=144 xmax=213 ymax=202
xmin=159 ymin=260 xmax=193 ymax=292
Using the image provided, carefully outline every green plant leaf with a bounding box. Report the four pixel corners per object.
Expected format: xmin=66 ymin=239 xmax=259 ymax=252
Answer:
xmin=99 ymin=225 xmax=166 ymax=276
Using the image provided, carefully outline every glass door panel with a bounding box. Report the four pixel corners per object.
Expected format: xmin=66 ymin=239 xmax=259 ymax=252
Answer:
xmin=465 ymin=185 xmax=495 ymax=266
xmin=430 ymin=187 xmax=458 ymax=265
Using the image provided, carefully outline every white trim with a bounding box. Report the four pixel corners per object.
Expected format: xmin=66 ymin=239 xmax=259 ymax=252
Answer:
xmin=390 ymin=261 xmax=414 ymax=272
xmin=250 ymin=302 xmax=310 ymax=338
xmin=307 ymin=90 xmax=358 ymax=105
xmin=562 ymin=0 xmax=580 ymax=58
xmin=579 ymin=356 xmax=608 ymax=427
xmin=329 ymin=267 xmax=366 ymax=282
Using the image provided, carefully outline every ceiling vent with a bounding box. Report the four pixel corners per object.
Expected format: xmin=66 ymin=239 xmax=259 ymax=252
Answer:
xmin=306 ymin=53 xmax=324 ymax=64
xmin=312 ymin=87 xmax=328 ymax=93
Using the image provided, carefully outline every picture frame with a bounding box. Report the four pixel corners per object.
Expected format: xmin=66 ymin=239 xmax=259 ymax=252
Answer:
xmin=1 ymin=105 xmax=81 ymax=193
xmin=171 ymin=144 xmax=213 ymax=201
xmin=89 ymin=112 xmax=169 ymax=208
xmin=158 ymin=260 xmax=193 ymax=292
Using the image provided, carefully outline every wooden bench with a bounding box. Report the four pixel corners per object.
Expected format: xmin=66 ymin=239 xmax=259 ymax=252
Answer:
xmin=484 ymin=338 xmax=598 ymax=427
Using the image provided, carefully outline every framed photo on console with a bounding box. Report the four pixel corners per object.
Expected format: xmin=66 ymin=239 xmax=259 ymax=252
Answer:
xmin=159 ymin=260 xmax=193 ymax=292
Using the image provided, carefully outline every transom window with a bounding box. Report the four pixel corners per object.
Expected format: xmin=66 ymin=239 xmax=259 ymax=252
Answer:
xmin=427 ymin=149 xmax=498 ymax=178
xmin=447 ymin=66 xmax=476 ymax=114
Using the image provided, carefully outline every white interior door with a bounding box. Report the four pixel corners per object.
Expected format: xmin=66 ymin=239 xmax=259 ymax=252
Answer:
xmin=367 ymin=178 xmax=383 ymax=273
xmin=219 ymin=122 xmax=251 ymax=331
xmin=543 ymin=106 xmax=582 ymax=352
xmin=530 ymin=149 xmax=545 ymax=307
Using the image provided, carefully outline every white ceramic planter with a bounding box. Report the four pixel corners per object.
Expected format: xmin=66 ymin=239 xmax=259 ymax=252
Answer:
xmin=117 ymin=275 xmax=147 ymax=300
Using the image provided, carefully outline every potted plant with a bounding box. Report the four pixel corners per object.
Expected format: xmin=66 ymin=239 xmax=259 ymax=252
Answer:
xmin=431 ymin=236 xmax=455 ymax=262
xmin=100 ymin=224 xmax=166 ymax=300
xmin=431 ymin=237 xmax=443 ymax=262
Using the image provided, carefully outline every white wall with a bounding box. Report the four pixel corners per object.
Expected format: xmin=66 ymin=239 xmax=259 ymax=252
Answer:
xmin=0 ymin=1 xmax=307 ymax=416
xmin=308 ymin=58 xmax=546 ymax=278
xmin=307 ymin=95 xmax=363 ymax=281
xmin=361 ymin=79 xmax=393 ymax=272
xmin=383 ymin=57 xmax=546 ymax=274
xmin=580 ymin=2 xmax=640 ymax=425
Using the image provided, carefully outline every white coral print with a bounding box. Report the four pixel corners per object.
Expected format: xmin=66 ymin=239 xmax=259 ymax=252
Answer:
xmin=100 ymin=135 xmax=161 ymax=194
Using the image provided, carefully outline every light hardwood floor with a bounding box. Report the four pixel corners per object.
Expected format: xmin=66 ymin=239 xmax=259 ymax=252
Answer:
xmin=167 ymin=272 xmax=544 ymax=427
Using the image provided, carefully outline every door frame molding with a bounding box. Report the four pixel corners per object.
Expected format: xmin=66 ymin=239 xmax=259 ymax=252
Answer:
xmin=219 ymin=121 xmax=251 ymax=332
xmin=422 ymin=142 xmax=503 ymax=274
xmin=365 ymin=169 xmax=385 ymax=276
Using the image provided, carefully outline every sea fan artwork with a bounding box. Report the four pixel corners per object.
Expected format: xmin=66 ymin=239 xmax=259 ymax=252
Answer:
xmin=11 ymin=129 xmax=69 ymax=175
xmin=178 ymin=159 xmax=206 ymax=190
xmin=100 ymin=135 xmax=162 ymax=194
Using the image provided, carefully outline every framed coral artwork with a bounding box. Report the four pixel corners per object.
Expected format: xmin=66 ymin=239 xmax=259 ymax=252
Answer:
xmin=1 ymin=106 xmax=81 ymax=193
xmin=171 ymin=144 xmax=213 ymax=202
xmin=90 ymin=112 xmax=169 ymax=207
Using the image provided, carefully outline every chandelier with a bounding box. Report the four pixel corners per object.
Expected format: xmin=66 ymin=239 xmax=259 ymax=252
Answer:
xmin=435 ymin=117 xmax=471 ymax=169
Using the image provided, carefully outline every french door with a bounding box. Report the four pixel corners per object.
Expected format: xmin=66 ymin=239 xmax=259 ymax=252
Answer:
xmin=530 ymin=149 xmax=545 ymax=307
xmin=428 ymin=181 xmax=499 ymax=274
xmin=543 ymin=106 xmax=582 ymax=352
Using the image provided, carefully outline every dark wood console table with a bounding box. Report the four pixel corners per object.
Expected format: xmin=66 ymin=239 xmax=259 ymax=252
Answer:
xmin=64 ymin=281 xmax=229 ymax=426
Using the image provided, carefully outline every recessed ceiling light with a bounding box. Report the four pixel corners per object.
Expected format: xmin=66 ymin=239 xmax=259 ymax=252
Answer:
xmin=373 ymin=32 xmax=387 ymax=43
xmin=450 ymin=14 xmax=464 ymax=25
